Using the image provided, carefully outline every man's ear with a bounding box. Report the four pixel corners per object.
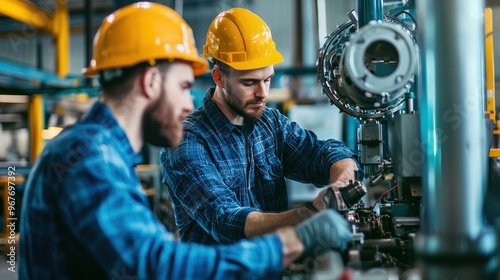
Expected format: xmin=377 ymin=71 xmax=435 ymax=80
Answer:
xmin=212 ymin=67 xmax=225 ymax=88
xmin=141 ymin=67 xmax=161 ymax=99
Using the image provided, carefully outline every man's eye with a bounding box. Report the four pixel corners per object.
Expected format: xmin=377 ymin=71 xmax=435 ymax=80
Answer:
xmin=182 ymin=83 xmax=194 ymax=90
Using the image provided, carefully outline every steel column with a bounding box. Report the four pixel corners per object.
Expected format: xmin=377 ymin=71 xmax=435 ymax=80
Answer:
xmin=54 ymin=0 xmax=69 ymax=77
xmin=416 ymin=0 xmax=497 ymax=279
xmin=28 ymin=94 xmax=44 ymax=163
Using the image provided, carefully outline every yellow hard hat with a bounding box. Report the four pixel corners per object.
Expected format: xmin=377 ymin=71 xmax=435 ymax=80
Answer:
xmin=202 ymin=8 xmax=284 ymax=70
xmin=82 ymin=2 xmax=208 ymax=77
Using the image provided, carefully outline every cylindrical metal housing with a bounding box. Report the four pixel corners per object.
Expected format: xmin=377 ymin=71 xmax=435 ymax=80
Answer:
xmin=416 ymin=0 xmax=496 ymax=278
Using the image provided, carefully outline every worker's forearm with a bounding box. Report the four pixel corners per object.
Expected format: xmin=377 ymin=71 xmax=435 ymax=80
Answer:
xmin=244 ymin=208 xmax=313 ymax=239
xmin=329 ymin=158 xmax=359 ymax=185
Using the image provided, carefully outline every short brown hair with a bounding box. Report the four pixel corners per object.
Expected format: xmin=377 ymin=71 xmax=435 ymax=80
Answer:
xmin=213 ymin=59 xmax=231 ymax=76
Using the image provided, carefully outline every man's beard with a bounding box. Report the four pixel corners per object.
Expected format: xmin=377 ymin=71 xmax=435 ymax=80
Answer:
xmin=224 ymin=83 xmax=266 ymax=120
xmin=143 ymin=97 xmax=181 ymax=148
xmin=143 ymin=115 xmax=176 ymax=148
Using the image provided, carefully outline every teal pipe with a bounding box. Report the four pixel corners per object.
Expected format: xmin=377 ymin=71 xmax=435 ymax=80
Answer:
xmin=356 ymin=0 xmax=384 ymax=28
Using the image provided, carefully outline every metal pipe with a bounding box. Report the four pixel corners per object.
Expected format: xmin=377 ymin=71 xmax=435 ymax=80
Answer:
xmin=316 ymin=0 xmax=328 ymax=46
xmin=28 ymin=94 xmax=44 ymax=163
xmin=302 ymin=0 xmax=319 ymax=66
xmin=293 ymin=0 xmax=304 ymax=67
xmin=356 ymin=0 xmax=383 ymax=28
xmin=417 ymin=0 xmax=496 ymax=278
xmin=85 ymin=0 xmax=93 ymax=87
xmin=175 ymin=0 xmax=184 ymax=16
xmin=54 ymin=0 xmax=69 ymax=77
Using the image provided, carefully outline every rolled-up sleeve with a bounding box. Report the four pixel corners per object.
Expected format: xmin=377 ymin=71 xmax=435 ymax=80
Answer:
xmin=279 ymin=113 xmax=360 ymax=186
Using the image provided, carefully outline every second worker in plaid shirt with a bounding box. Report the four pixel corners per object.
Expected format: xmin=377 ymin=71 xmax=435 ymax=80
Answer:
xmin=161 ymin=7 xmax=361 ymax=245
xmin=20 ymin=3 xmax=353 ymax=279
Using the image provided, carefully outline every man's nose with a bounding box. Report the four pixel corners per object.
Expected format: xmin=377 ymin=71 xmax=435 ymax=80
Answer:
xmin=185 ymin=94 xmax=195 ymax=113
xmin=254 ymin=81 xmax=268 ymax=99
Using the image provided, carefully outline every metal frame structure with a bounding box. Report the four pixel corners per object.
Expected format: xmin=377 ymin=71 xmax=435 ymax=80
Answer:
xmin=0 ymin=0 xmax=70 ymax=161
xmin=485 ymin=8 xmax=500 ymax=158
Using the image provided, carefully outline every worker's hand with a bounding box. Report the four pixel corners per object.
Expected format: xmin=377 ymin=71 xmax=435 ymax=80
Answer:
xmin=294 ymin=209 xmax=351 ymax=258
xmin=313 ymin=180 xmax=366 ymax=211
xmin=312 ymin=182 xmax=347 ymax=211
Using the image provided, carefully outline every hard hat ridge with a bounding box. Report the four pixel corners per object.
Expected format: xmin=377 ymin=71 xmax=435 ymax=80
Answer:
xmin=82 ymin=2 xmax=208 ymax=77
xmin=202 ymin=7 xmax=284 ymax=70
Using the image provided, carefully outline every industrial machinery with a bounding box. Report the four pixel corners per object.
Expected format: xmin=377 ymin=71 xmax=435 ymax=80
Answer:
xmin=317 ymin=0 xmax=498 ymax=278
xmin=317 ymin=0 xmax=420 ymax=274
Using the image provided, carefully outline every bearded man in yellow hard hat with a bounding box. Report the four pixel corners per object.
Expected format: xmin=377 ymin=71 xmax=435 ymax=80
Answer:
xmin=19 ymin=3 xmax=351 ymax=280
xmin=161 ymin=7 xmax=360 ymax=245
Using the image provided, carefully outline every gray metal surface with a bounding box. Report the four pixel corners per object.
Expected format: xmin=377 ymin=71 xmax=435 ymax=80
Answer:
xmin=417 ymin=0 xmax=497 ymax=278
xmin=392 ymin=113 xmax=421 ymax=177
xmin=418 ymin=0 xmax=485 ymax=241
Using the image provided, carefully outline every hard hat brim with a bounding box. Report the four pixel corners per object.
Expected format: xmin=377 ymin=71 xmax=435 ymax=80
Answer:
xmin=224 ymin=51 xmax=284 ymax=71
xmin=82 ymin=57 xmax=208 ymax=78
xmin=81 ymin=66 xmax=98 ymax=77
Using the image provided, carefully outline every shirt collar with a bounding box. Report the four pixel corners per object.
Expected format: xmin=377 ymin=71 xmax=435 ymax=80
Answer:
xmin=81 ymin=101 xmax=143 ymax=165
xmin=201 ymin=87 xmax=255 ymax=136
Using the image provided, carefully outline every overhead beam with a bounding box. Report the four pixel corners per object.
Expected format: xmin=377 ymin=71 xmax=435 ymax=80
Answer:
xmin=0 ymin=0 xmax=54 ymax=33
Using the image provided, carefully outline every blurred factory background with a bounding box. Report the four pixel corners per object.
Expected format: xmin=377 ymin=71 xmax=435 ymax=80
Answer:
xmin=0 ymin=1 xmax=368 ymax=170
xmin=1 ymin=0 xmax=500 ymax=279
xmin=1 ymin=0 xmax=499 ymax=164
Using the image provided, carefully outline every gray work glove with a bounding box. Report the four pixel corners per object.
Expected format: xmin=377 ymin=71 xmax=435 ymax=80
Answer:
xmin=294 ymin=209 xmax=351 ymax=258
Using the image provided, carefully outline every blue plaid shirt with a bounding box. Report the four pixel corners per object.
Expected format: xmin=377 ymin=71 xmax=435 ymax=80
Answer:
xmin=19 ymin=101 xmax=283 ymax=280
xmin=161 ymin=88 xmax=358 ymax=245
